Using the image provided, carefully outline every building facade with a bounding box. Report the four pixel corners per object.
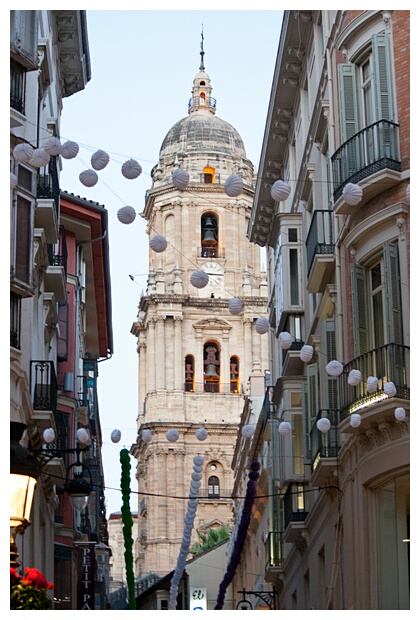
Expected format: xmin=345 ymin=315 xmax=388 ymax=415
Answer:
xmin=10 ymin=11 xmax=113 ymax=610
xmin=130 ymin=47 xmax=269 ymax=578
xmin=231 ymin=9 xmax=410 ymax=610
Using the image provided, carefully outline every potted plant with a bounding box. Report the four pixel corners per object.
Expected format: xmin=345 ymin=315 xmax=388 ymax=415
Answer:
xmin=10 ymin=567 xmax=53 ymax=610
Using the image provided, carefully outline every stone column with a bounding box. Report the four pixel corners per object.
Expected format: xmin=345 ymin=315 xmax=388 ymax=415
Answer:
xmin=156 ymin=316 xmax=166 ymax=390
xmin=147 ymin=319 xmax=156 ymax=393
xmin=174 ymin=316 xmax=183 ymax=391
xmin=243 ymin=318 xmax=253 ymax=389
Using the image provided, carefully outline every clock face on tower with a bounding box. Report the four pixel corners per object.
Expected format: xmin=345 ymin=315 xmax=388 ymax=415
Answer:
xmin=202 ymin=261 xmax=224 ymax=288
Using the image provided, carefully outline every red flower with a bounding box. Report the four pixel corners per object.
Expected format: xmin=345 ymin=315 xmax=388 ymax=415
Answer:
xmin=10 ymin=567 xmax=21 ymax=584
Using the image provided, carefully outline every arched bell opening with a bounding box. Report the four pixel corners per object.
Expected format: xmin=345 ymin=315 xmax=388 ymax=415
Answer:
xmin=201 ymin=211 xmax=218 ymax=258
xmin=185 ymin=354 xmax=195 ymax=392
xmin=203 ymin=341 xmax=220 ymax=393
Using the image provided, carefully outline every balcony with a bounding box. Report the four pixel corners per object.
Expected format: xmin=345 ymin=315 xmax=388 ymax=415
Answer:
xmin=45 ymin=225 xmax=67 ymax=302
xmin=306 ymin=210 xmax=335 ymax=294
xmin=338 ymin=343 xmax=410 ymax=420
xmin=195 ymin=488 xmax=232 ymax=500
xmin=332 ymin=120 xmax=401 ymax=214
xmin=283 ymin=483 xmax=308 ymax=543
xmin=197 ymin=246 xmax=225 ymax=259
xmin=282 ymin=340 xmax=305 ymax=375
xmin=264 ymin=531 xmax=284 ymax=582
xmin=309 ymin=409 xmax=341 ymax=486
xmin=184 ymin=382 xmax=243 ymax=394
xmin=35 ymin=162 xmax=60 ymax=243
xmin=30 ymin=360 xmax=58 ymax=427
xmin=188 ymin=95 xmax=216 ymax=111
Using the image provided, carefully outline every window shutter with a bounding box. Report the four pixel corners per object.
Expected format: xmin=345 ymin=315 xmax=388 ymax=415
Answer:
xmin=372 ymin=33 xmax=394 ymax=122
xmin=338 ymin=63 xmax=360 ymax=143
xmin=351 ymin=263 xmax=370 ymax=355
xmin=306 ymin=363 xmax=319 ymax=431
xmin=322 ymin=319 xmax=338 ymax=410
xmin=383 ymin=241 xmax=403 ymax=344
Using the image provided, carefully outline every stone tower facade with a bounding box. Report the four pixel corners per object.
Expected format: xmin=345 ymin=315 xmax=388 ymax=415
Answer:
xmin=131 ymin=46 xmax=268 ymax=578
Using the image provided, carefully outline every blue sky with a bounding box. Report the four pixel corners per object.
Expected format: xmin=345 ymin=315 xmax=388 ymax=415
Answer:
xmin=58 ymin=9 xmax=284 ymax=515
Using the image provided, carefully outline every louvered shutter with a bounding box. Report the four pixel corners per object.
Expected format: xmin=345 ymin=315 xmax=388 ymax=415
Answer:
xmin=322 ymin=319 xmax=339 ymax=410
xmin=372 ymin=33 xmax=394 ymax=122
xmin=384 ymin=242 xmax=404 ymax=387
xmin=351 ymin=263 xmax=370 ymax=356
xmin=306 ymin=363 xmax=319 ymax=429
xmin=338 ymin=63 xmax=360 ymax=142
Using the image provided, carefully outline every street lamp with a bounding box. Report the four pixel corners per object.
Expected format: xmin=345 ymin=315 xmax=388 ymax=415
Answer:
xmin=10 ymin=422 xmax=42 ymax=567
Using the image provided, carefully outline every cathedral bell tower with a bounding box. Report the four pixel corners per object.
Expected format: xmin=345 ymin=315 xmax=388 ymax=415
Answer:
xmin=131 ymin=38 xmax=268 ymax=578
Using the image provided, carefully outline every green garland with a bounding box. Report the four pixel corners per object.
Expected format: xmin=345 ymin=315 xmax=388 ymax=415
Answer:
xmin=120 ymin=449 xmax=136 ymax=610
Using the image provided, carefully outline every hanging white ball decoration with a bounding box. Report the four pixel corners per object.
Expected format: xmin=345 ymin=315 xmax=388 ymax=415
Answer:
xmin=394 ymin=407 xmax=406 ymax=421
xmin=384 ymin=381 xmax=397 ymax=397
xmin=317 ymin=417 xmax=331 ymax=433
xmin=10 ymin=173 xmax=17 ymax=189
xmin=241 ymin=424 xmax=254 ymax=438
xmin=255 ymin=317 xmax=270 ymax=334
xmin=190 ymin=269 xmax=209 ymax=289
xmin=13 ymin=143 xmax=34 ymax=163
xmin=348 ymin=369 xmax=362 ymax=386
xmin=43 ymin=137 xmax=62 ymax=156
xmin=61 ymin=140 xmax=79 ymax=159
xmin=278 ymin=421 xmax=292 ymax=435
xmin=342 ymin=182 xmax=363 ymax=205
xmin=326 ymin=360 xmax=344 ymax=377
xmin=300 ymin=345 xmax=314 ymax=362
xmin=224 ymin=174 xmax=243 ymax=197
xmin=43 ymin=427 xmax=55 ymax=444
xmin=172 ymin=168 xmax=189 ymax=190
xmin=191 ymin=472 xmax=202 ymax=481
xmin=77 ymin=427 xmax=90 ymax=444
xmin=111 ymin=429 xmax=122 ymax=443
xmin=122 ymin=158 xmax=142 ymax=179
xmin=366 ymin=376 xmax=379 ymax=393
xmin=91 ymin=149 xmax=110 ymax=170
xmin=271 ymin=180 xmax=291 ymax=202
xmin=193 ymin=455 xmax=204 ymax=466
xmin=406 ymin=184 xmax=410 ymax=202
xmin=142 ymin=429 xmax=152 ymax=443
xmin=350 ymin=413 xmax=362 ymax=428
xmin=117 ymin=205 xmax=136 ymax=224
xmin=30 ymin=148 xmax=50 ymax=168
xmin=79 ymin=169 xmax=98 ymax=187
xmin=166 ymin=429 xmax=179 ymax=443
xmin=278 ymin=331 xmax=293 ymax=349
xmin=150 ymin=234 xmax=168 ymax=253
xmin=196 ymin=428 xmax=208 ymax=441
xmin=228 ymin=297 xmax=243 ymax=315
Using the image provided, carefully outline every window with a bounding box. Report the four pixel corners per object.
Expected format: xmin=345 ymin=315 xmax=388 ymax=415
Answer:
xmin=203 ymin=342 xmax=220 ymax=392
xmin=201 ymin=212 xmax=218 ymax=257
xmin=57 ymin=301 xmax=69 ymax=361
xmin=229 ymin=356 xmax=239 ymax=393
xmin=13 ymin=194 xmax=34 ymax=286
xmin=203 ymin=166 xmax=215 ymax=184
xmin=208 ymin=475 xmax=220 ymax=498
xmin=54 ymin=545 xmax=72 ymax=610
xmin=10 ymin=292 xmax=21 ymax=349
xmin=185 ymin=355 xmax=195 ymax=392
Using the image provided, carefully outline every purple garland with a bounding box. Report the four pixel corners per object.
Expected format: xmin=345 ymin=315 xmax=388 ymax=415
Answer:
xmin=214 ymin=462 xmax=261 ymax=610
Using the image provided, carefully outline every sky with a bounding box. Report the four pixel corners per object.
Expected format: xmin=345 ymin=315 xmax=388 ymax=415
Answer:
xmin=56 ymin=8 xmax=284 ymax=515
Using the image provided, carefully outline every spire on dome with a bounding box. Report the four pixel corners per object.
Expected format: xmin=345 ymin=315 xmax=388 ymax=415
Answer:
xmin=199 ymin=25 xmax=205 ymax=71
xmin=188 ymin=26 xmax=216 ymax=116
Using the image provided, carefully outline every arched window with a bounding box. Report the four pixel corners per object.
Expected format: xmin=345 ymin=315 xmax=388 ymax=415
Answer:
xmin=230 ymin=356 xmax=240 ymax=393
xmin=200 ymin=91 xmax=206 ymax=105
xmin=203 ymin=166 xmax=215 ymax=184
xmin=185 ymin=355 xmax=194 ymax=392
xmin=208 ymin=475 xmax=220 ymax=498
xmin=201 ymin=211 xmax=218 ymax=258
xmin=203 ymin=341 xmax=220 ymax=393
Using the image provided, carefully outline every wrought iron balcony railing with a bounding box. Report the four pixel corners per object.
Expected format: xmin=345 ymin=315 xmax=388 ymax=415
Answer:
xmin=331 ymin=119 xmax=401 ymax=202
xmin=37 ymin=157 xmax=60 ymax=215
xmin=305 ymin=209 xmax=335 ymax=275
xmin=283 ymin=484 xmax=308 ymax=529
xmin=184 ymin=382 xmax=243 ymax=394
xmin=309 ymin=409 xmax=341 ymax=470
xmin=282 ymin=339 xmax=304 ymax=364
xmin=31 ymin=360 xmax=58 ymax=412
xmin=338 ymin=343 xmax=410 ymax=419
xmin=265 ymin=531 xmax=284 ymax=573
xmin=188 ymin=95 xmax=217 ymax=110
xmin=197 ymin=246 xmax=225 ymax=259
xmin=47 ymin=225 xmax=68 ymax=274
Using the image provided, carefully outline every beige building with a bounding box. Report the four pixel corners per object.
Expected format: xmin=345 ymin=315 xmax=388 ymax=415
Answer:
xmin=230 ymin=9 xmax=410 ymax=611
xmin=130 ymin=46 xmax=268 ymax=578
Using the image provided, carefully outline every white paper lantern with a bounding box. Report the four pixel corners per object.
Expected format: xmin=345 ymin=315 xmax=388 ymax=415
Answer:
xmin=384 ymin=381 xmax=397 ymax=397
xmin=77 ymin=427 xmax=90 ymax=444
xmin=91 ymin=149 xmax=110 ymax=170
xmin=190 ymin=480 xmax=201 ymax=490
xmin=43 ymin=137 xmax=62 ymax=156
xmin=190 ymin=269 xmax=209 ymax=289
xmin=278 ymin=331 xmax=293 ymax=349
xmin=342 ymin=182 xmax=363 ymax=205
xmin=13 ymin=143 xmax=33 ymax=163
xmin=111 ymin=429 xmax=122 ymax=443
xmin=166 ymin=429 xmax=179 ymax=443
xmin=406 ymin=184 xmax=410 ymax=202
xmin=79 ymin=169 xmax=98 ymax=187
xmin=193 ymin=455 xmax=204 ymax=466
xmin=122 ymin=158 xmax=142 ymax=179
xmin=196 ymin=428 xmax=208 ymax=441
xmin=10 ymin=173 xmax=17 ymax=189
xmin=43 ymin=427 xmax=55 ymax=444
xmin=142 ymin=429 xmax=152 ymax=443
xmin=366 ymin=376 xmax=379 ymax=393
xmin=350 ymin=413 xmax=362 ymax=428
xmin=317 ymin=417 xmax=331 ymax=433
xmin=61 ymin=140 xmax=79 ymax=159
xmin=172 ymin=168 xmax=189 ymax=190
xmin=300 ymin=345 xmax=314 ymax=362
xmin=255 ymin=317 xmax=270 ymax=334
xmin=192 ymin=464 xmax=203 ymax=473
xmin=241 ymin=424 xmax=254 ymax=438
xmin=191 ymin=472 xmax=202 ymax=481
xmin=30 ymin=148 xmax=50 ymax=168
xmin=117 ymin=206 xmax=136 ymax=224
xmin=326 ymin=360 xmax=343 ymax=377
xmin=228 ymin=297 xmax=243 ymax=315
xmin=271 ymin=180 xmax=291 ymax=202
xmin=394 ymin=407 xmax=406 ymax=421
xmin=279 ymin=421 xmax=292 ymax=435
xmin=224 ymin=174 xmax=243 ymax=197
xmin=348 ymin=369 xmax=362 ymax=386
xmin=150 ymin=234 xmax=168 ymax=253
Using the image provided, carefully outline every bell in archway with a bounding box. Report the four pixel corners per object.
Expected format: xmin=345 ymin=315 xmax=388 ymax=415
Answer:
xmin=204 ymin=364 xmax=218 ymax=377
